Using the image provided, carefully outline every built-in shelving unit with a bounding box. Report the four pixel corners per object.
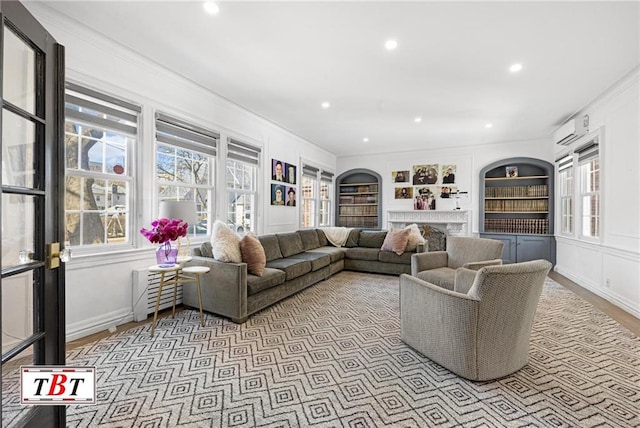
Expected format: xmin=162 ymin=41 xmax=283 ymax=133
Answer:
xmin=479 ymin=157 xmax=555 ymax=264
xmin=335 ymin=169 xmax=381 ymax=229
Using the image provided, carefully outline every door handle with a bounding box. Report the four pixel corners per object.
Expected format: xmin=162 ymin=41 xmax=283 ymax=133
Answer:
xmin=46 ymin=242 xmax=71 ymax=269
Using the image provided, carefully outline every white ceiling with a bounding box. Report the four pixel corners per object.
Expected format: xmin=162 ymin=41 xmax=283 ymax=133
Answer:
xmin=33 ymin=1 xmax=639 ymax=157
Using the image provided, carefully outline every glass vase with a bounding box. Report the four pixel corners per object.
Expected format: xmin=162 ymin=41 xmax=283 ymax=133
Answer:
xmin=156 ymin=241 xmax=178 ymax=267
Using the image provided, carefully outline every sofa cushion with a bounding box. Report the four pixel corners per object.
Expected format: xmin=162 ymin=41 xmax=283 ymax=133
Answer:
xmin=378 ymin=250 xmax=413 ymax=265
xmin=246 ymin=268 xmax=286 ymax=296
xmin=381 ymin=228 xmax=411 ymax=255
xmin=258 ymin=235 xmax=283 ymax=262
xmin=288 ymin=252 xmax=330 ymax=271
xmin=344 ymin=247 xmax=380 ymax=261
xmin=239 ymin=233 xmax=266 ymax=276
xmin=266 ymin=258 xmax=312 ymax=281
xmin=306 ymin=246 xmax=345 ymax=263
xmin=297 ymin=229 xmax=321 ymax=250
xmin=416 ymin=267 xmax=455 ymax=290
xmin=200 ymin=242 xmax=213 ymax=258
xmin=211 ymin=220 xmax=242 ymax=263
xmin=345 ymin=228 xmax=361 ymax=247
xmin=277 ymin=233 xmax=305 ymax=257
xmin=404 ymin=223 xmax=426 ymax=252
xmin=358 ymin=231 xmax=387 ymax=248
xmin=316 ymin=229 xmax=329 ymax=246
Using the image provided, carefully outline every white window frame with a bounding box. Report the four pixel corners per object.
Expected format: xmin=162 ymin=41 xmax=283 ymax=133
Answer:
xmin=300 ymin=162 xmax=335 ymax=228
xmin=555 ymin=153 xmax=574 ymax=236
xmin=577 ymin=138 xmax=600 ymax=241
xmin=154 ymin=112 xmax=218 ymax=238
xmin=226 ymin=138 xmax=261 ymax=235
xmin=64 ymin=82 xmax=140 ymax=252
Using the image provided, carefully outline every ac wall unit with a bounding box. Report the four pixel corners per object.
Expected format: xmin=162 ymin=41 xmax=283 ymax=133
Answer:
xmin=553 ymin=118 xmax=586 ymax=146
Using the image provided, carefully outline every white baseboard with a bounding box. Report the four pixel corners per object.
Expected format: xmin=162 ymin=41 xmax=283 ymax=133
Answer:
xmin=66 ymin=308 xmax=133 ymax=342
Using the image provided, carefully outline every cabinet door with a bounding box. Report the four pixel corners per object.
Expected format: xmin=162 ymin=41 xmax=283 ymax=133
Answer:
xmin=516 ymin=235 xmax=551 ymax=262
xmin=480 ymin=234 xmax=516 ymax=264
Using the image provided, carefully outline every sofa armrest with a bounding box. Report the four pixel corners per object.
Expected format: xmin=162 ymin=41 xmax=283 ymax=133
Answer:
xmin=184 ymin=256 xmax=248 ymax=321
xmin=462 ymin=258 xmax=503 ymax=271
xmin=453 ymin=267 xmax=478 ymax=294
xmin=411 ymin=251 xmax=448 ymax=276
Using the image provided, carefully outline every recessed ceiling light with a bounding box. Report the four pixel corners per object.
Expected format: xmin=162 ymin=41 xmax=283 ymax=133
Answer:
xmin=363 ymin=137 xmax=369 ymax=142
xmin=485 ymin=123 xmax=494 ymax=129
xmin=321 ymin=101 xmax=330 ymax=109
xmin=203 ymin=1 xmax=219 ymax=15
xmin=414 ymin=117 xmax=422 ymax=123
xmin=509 ymin=63 xmax=523 ymax=73
xmin=384 ymin=39 xmax=398 ymax=50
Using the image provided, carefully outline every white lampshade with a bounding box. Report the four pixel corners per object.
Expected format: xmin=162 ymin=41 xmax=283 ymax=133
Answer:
xmin=159 ymin=200 xmax=197 ymax=225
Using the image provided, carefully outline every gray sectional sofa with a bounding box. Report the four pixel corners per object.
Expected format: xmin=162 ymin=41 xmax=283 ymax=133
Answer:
xmin=183 ymin=228 xmax=424 ymax=323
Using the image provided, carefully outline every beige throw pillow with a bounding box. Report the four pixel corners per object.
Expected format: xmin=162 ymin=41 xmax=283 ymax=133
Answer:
xmin=239 ymin=233 xmax=267 ymax=276
xmin=404 ymin=223 xmax=425 ymax=251
xmin=381 ymin=228 xmax=411 ymax=255
xmin=211 ymin=220 xmax=242 ymax=263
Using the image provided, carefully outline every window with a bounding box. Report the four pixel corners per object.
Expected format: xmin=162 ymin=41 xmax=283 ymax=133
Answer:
xmin=155 ymin=113 xmax=218 ymax=237
xmin=301 ymin=163 xmax=334 ymax=228
xmin=226 ymin=138 xmax=260 ymax=234
xmin=556 ymin=154 xmax=574 ymax=235
xmin=577 ymin=139 xmax=600 ymax=238
xmin=301 ymin=164 xmax=319 ymax=228
xmin=320 ymin=170 xmax=334 ymax=227
xmin=64 ymin=83 xmax=140 ymax=248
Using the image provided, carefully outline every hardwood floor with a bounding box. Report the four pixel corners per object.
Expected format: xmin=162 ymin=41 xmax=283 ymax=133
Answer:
xmin=66 ymin=272 xmax=639 ymax=351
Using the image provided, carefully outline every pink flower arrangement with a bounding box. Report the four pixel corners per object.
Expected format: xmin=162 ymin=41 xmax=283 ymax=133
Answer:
xmin=140 ymin=218 xmax=188 ymax=244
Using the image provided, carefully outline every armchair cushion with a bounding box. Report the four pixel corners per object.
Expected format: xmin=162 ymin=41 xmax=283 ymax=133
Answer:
xmin=416 ymin=267 xmax=456 ymax=290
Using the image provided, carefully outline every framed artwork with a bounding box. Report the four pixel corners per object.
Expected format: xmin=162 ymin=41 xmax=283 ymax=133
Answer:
xmin=285 ymin=163 xmax=297 ymax=185
xmin=506 ymin=166 xmax=518 ymax=178
xmin=285 ymin=186 xmax=296 ymax=206
xmin=439 ymin=185 xmax=458 ymax=198
xmin=412 ymin=164 xmax=439 ymax=185
xmin=394 ymin=186 xmax=413 ymax=199
xmin=413 ymin=186 xmax=436 ymax=210
xmin=272 ymin=159 xmax=285 ymax=182
xmin=392 ymin=170 xmax=409 ymax=183
xmin=271 ymin=184 xmax=285 ymax=205
xmin=441 ymin=164 xmax=456 ymax=184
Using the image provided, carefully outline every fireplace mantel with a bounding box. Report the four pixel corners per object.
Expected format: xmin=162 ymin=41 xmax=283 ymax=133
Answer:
xmin=387 ymin=210 xmax=470 ymax=236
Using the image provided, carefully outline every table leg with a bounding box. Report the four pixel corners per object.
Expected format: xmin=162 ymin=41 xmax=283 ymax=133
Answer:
xmin=196 ymin=273 xmax=205 ymax=327
xmin=151 ymin=271 xmax=166 ymax=337
xmin=172 ymin=268 xmax=179 ymax=318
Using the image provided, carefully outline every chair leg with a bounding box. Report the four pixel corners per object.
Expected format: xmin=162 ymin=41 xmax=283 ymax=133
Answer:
xmin=196 ymin=274 xmax=205 ymax=327
xmin=151 ymin=272 xmax=166 ymax=337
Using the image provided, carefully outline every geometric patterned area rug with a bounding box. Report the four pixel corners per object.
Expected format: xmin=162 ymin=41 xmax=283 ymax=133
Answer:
xmin=3 ymin=271 xmax=639 ymax=427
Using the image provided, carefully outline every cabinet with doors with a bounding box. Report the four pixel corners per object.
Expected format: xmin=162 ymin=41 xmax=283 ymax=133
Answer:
xmin=480 ymin=157 xmax=555 ymax=265
xmin=335 ymin=169 xmax=382 ymax=229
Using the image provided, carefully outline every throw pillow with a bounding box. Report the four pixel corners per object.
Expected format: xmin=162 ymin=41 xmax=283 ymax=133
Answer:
xmin=239 ymin=233 xmax=266 ymax=276
xmin=210 ymin=220 xmax=242 ymax=263
xmin=380 ymin=228 xmax=411 ymax=255
xmin=404 ymin=223 xmax=426 ymax=252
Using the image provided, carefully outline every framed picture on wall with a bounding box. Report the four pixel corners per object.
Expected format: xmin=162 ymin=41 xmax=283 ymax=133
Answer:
xmin=394 ymin=186 xmax=413 ymax=199
xmin=272 ymin=159 xmax=285 ymax=182
xmin=285 ymin=163 xmax=297 ymax=185
xmin=392 ymin=170 xmax=409 ymax=183
xmin=441 ymin=164 xmax=456 ymax=184
xmin=285 ymin=186 xmax=296 ymax=206
xmin=271 ymin=183 xmax=285 ymax=205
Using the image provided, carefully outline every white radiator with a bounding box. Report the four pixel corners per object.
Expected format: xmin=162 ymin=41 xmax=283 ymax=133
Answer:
xmin=132 ymin=268 xmax=183 ymax=322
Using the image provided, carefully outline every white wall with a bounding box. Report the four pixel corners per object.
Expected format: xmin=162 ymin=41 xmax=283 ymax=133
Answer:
xmin=337 ymin=138 xmax=553 ymax=234
xmin=553 ymin=69 xmax=640 ymax=318
xmin=26 ymin=4 xmax=336 ymax=340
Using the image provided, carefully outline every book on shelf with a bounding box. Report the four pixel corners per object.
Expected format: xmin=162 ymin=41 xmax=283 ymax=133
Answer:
xmin=484 ymin=199 xmax=548 ymax=212
xmin=484 ymin=218 xmax=549 ymax=234
xmin=485 ymin=184 xmax=548 ymax=198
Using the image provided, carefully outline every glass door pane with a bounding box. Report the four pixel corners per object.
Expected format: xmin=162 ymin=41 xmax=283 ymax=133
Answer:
xmin=1 ymin=110 xmax=36 ymax=188
xmin=2 ymin=26 xmax=35 ymax=114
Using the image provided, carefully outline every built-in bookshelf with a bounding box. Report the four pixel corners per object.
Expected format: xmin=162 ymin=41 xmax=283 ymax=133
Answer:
xmin=479 ymin=158 xmax=555 ymax=264
xmin=335 ymin=169 xmax=381 ymax=229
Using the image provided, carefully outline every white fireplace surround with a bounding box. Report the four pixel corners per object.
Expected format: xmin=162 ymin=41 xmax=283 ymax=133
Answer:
xmin=387 ymin=210 xmax=470 ymax=236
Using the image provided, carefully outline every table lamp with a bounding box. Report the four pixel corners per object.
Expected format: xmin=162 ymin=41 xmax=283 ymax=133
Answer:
xmin=159 ymin=200 xmax=197 ymax=256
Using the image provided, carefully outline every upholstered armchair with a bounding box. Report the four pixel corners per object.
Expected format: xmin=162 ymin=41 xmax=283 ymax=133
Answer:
xmin=411 ymin=236 xmax=504 ymax=290
xmin=400 ymin=259 xmax=552 ymax=381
